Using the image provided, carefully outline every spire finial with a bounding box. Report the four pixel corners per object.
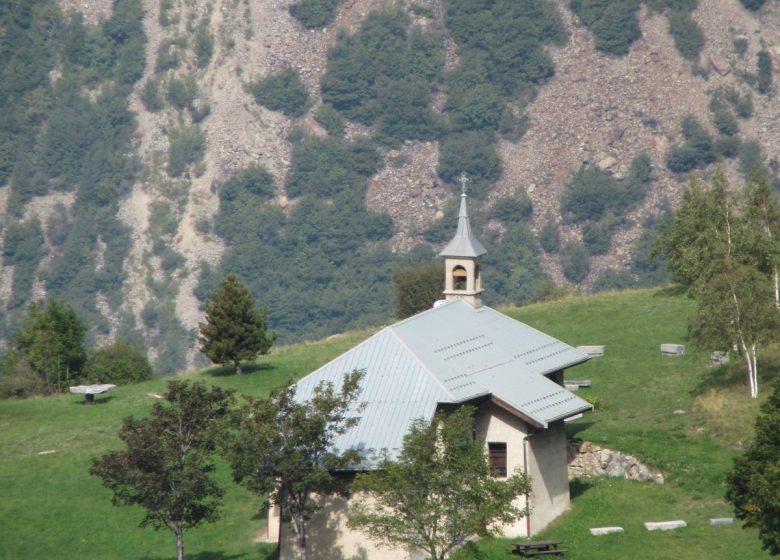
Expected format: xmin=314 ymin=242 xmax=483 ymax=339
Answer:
xmin=458 ymin=172 xmax=469 ymax=196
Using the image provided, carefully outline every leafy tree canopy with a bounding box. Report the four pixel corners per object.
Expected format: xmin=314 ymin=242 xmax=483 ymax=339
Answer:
xmin=83 ymin=339 xmax=153 ymax=384
xmin=393 ymin=260 xmax=445 ymax=319
xmin=348 ymin=406 xmax=530 ymax=560
xmin=90 ymin=380 xmax=234 ymax=560
xmin=726 ymin=377 xmax=780 ymax=555
xmin=249 ymin=68 xmax=310 ymax=117
xmin=226 ymin=369 xmax=364 ymax=560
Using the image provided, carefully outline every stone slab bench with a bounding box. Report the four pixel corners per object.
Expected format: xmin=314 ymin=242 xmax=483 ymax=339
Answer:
xmin=589 ymin=527 xmax=623 ymax=536
xmin=660 ymin=344 xmax=685 ymax=356
xmin=69 ymin=384 xmax=116 ymax=404
xmin=644 ymin=520 xmax=687 ymax=531
xmin=709 ymin=518 xmax=734 ymax=526
xmin=577 ymin=345 xmax=605 ymax=357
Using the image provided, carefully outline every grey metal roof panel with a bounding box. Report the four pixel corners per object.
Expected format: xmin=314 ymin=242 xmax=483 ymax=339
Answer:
xmin=293 ymin=299 xmax=590 ymax=465
xmin=293 ymin=329 xmax=451 ymax=465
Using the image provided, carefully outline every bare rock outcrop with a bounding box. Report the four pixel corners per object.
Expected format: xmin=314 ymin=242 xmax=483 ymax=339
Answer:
xmin=567 ymin=440 xmax=664 ymax=483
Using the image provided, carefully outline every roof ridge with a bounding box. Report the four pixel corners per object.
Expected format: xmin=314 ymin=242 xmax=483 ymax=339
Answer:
xmin=387 ymin=326 xmax=456 ymax=401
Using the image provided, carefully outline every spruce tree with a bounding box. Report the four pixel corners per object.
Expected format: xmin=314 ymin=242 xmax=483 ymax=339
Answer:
xmin=198 ymin=274 xmax=275 ymax=375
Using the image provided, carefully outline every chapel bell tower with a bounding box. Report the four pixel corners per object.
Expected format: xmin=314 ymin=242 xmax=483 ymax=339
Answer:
xmin=439 ymin=174 xmax=487 ymax=307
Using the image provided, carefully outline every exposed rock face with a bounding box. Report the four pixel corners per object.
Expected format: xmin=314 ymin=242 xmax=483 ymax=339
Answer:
xmin=567 ymin=440 xmax=664 ymax=483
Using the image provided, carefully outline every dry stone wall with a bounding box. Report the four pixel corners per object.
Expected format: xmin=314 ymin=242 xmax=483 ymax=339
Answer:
xmin=567 ymin=440 xmax=664 ymax=483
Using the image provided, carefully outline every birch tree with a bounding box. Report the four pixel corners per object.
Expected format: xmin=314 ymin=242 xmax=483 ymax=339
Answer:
xmin=658 ymin=170 xmax=780 ymax=398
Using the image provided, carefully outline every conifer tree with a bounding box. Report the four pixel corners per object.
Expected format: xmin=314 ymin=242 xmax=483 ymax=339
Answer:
xmin=198 ymin=273 xmax=275 ymax=375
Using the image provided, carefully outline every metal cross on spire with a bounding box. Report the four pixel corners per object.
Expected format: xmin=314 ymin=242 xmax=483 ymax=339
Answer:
xmin=458 ymin=172 xmax=469 ymax=195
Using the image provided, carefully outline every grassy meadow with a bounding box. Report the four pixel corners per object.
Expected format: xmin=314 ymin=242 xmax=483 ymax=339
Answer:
xmin=0 ymin=289 xmax=773 ymax=559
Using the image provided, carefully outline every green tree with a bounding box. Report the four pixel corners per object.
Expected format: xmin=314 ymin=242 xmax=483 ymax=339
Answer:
xmin=198 ymin=273 xmax=275 ymax=375
xmin=393 ymin=261 xmax=445 ymax=319
xmin=90 ymin=381 xmax=234 ymax=560
xmin=658 ymin=171 xmax=780 ymax=397
xmin=726 ymin=378 xmax=780 ymax=554
xmin=14 ymin=301 xmax=87 ymax=392
xmin=225 ymin=370 xmax=364 ymax=560
xmin=83 ymin=339 xmax=153 ymax=384
xmin=249 ymin=68 xmax=309 ymax=117
xmin=348 ymin=406 xmax=530 ymax=560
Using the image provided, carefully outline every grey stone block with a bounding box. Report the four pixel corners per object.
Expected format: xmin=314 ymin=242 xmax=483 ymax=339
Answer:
xmin=709 ymin=518 xmax=734 ymax=526
xmin=590 ymin=527 xmax=624 ymax=536
xmin=710 ymin=351 xmax=729 ymax=365
xmin=660 ymin=344 xmax=685 ymax=356
xmin=644 ymin=520 xmax=687 ymax=531
xmin=578 ymin=345 xmax=605 ymax=357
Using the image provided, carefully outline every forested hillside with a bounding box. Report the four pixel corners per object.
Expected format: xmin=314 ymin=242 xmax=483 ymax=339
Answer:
xmin=1 ymin=0 xmax=780 ymax=374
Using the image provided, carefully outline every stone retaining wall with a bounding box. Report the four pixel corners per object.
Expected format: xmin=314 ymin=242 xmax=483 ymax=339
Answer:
xmin=567 ymin=440 xmax=664 ymax=483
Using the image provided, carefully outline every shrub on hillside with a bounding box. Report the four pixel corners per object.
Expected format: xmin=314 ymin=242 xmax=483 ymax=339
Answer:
xmin=570 ymin=0 xmax=642 ymax=56
xmin=437 ymin=131 xmax=502 ymax=196
xmin=167 ymin=126 xmax=206 ymax=177
xmin=757 ymin=50 xmax=773 ymax=94
xmin=194 ymin=24 xmax=214 ymax=68
xmin=490 ymin=191 xmax=533 ymax=223
xmin=289 ymin=0 xmax=343 ymax=28
xmin=739 ymin=0 xmax=767 ymax=9
xmin=167 ymin=76 xmax=197 ymax=110
xmin=141 ymin=79 xmax=164 ymax=112
xmin=668 ymin=11 xmax=704 ymax=61
xmin=560 ymin=242 xmax=591 ymax=283
xmin=250 ymin=68 xmax=309 ymax=117
xmin=560 ymin=168 xmax=620 ymax=223
xmin=666 ymin=115 xmax=716 ymax=173
xmin=539 ymin=216 xmax=560 ymax=253
xmin=83 ymin=340 xmax=154 ymax=384
xmin=314 ymin=103 xmax=345 ymax=136
xmin=739 ymin=139 xmax=764 ymax=176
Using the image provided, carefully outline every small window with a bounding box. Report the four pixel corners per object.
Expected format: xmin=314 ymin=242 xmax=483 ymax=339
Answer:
xmin=488 ymin=442 xmax=507 ymax=477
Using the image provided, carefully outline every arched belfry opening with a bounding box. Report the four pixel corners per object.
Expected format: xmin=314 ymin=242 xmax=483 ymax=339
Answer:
xmin=438 ymin=174 xmax=486 ymax=307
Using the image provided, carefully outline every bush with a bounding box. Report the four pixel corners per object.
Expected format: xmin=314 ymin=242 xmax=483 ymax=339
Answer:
xmin=715 ymin=135 xmax=741 ymax=158
xmin=739 ymin=139 xmax=764 ymax=176
xmin=668 ymin=11 xmax=704 ymax=61
xmin=666 ymin=115 xmax=716 ymax=172
xmin=250 ymin=68 xmax=309 ymax=117
xmin=712 ymin=107 xmax=738 ymax=136
xmin=582 ymin=221 xmax=614 ymax=255
xmin=560 ymin=168 xmax=620 ymax=223
xmin=167 ymin=126 xmax=206 ymax=177
xmin=314 ymin=103 xmax=345 ymax=136
xmin=490 ymin=191 xmax=533 ymax=223
xmin=166 ymin=76 xmax=197 ymax=110
xmin=560 ymin=242 xmax=591 ymax=283
xmin=539 ymin=216 xmax=560 ymax=253
xmin=570 ymin=0 xmax=642 ymax=56
xmin=592 ymin=269 xmax=636 ymax=293
xmin=289 ymin=0 xmax=343 ymax=28
xmin=194 ymin=24 xmax=214 ymax=68
xmin=739 ymin=0 xmax=767 ymax=9
xmin=437 ymin=132 xmax=502 ymax=195
xmin=736 ymin=93 xmax=754 ymax=118
xmin=393 ymin=261 xmax=444 ymax=319
xmin=141 ymin=79 xmax=164 ymax=112
xmin=757 ymin=50 xmax=773 ymax=94
xmin=155 ymin=38 xmax=182 ymax=73
xmin=83 ymin=340 xmax=154 ymax=384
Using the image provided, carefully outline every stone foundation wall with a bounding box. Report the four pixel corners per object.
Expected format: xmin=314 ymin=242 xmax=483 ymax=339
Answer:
xmin=567 ymin=440 xmax=664 ymax=483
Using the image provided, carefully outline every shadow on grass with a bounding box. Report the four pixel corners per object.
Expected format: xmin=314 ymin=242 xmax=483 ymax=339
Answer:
xmin=691 ymin=362 xmax=748 ymax=396
xmin=565 ymin=421 xmax=595 ymax=439
xmin=652 ymin=285 xmax=688 ymax=298
xmin=206 ymin=362 xmax=275 ymax=378
xmin=142 ymin=552 xmax=252 ymax=560
xmin=569 ymin=478 xmax=593 ymax=500
xmin=71 ymin=396 xmax=114 ymax=406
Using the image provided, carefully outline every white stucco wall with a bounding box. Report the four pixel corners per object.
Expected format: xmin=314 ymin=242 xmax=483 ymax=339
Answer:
xmin=526 ymin=420 xmax=571 ymax=534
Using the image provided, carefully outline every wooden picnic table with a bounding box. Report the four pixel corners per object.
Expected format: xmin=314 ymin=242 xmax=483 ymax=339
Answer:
xmin=512 ymin=540 xmax=566 ymax=557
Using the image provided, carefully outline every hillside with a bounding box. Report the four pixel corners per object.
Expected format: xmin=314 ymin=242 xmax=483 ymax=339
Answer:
xmin=2 ymin=0 xmax=780 ymax=372
xmin=0 ymin=289 xmax=772 ymax=559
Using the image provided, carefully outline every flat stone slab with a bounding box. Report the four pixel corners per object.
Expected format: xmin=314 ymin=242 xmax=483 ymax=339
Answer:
xmin=590 ymin=527 xmax=624 ymax=536
xmin=566 ymin=379 xmax=592 ymax=388
xmin=564 ymin=413 xmax=584 ymax=422
xmin=709 ymin=518 xmax=734 ymax=526
xmin=644 ymin=520 xmax=687 ymax=531
xmin=69 ymin=384 xmax=116 ymax=395
xmin=578 ymin=345 xmax=605 ymax=357
xmin=710 ymin=351 xmax=729 ymax=365
xmin=660 ymin=344 xmax=685 ymax=356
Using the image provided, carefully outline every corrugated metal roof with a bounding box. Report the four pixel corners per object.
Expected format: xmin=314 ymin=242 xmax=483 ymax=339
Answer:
xmin=294 ymin=299 xmax=591 ymax=466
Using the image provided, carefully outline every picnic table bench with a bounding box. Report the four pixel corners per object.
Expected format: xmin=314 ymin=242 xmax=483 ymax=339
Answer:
xmin=512 ymin=540 xmax=566 ymax=557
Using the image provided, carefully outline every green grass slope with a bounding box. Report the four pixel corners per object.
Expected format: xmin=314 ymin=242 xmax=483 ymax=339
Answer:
xmin=0 ymin=290 xmax=772 ymax=559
